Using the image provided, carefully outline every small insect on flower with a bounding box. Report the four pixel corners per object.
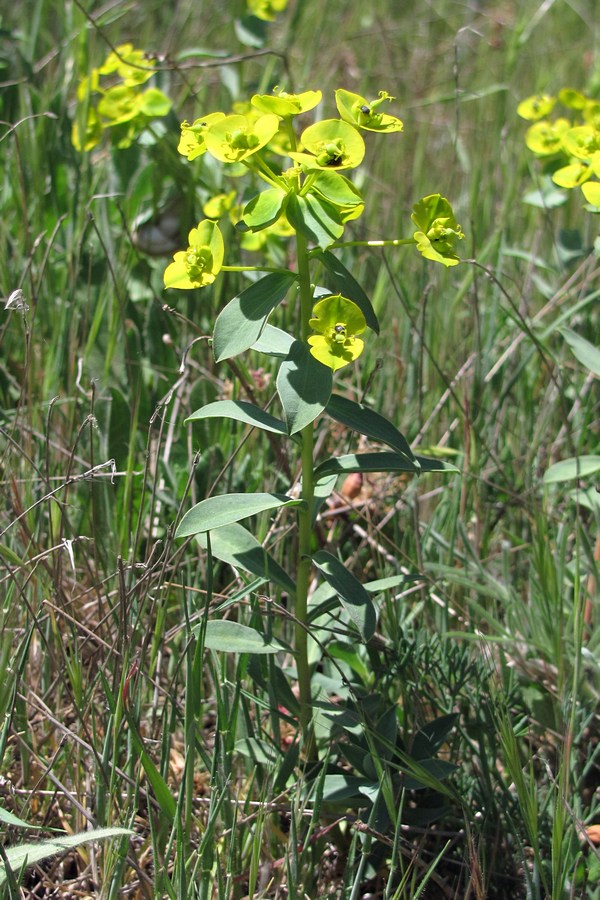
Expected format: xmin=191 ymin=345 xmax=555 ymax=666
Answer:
xmin=333 ymin=323 xmax=347 ymax=342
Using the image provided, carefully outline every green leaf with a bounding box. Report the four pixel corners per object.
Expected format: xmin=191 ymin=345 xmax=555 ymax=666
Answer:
xmin=234 ymin=14 xmax=267 ymax=48
xmin=0 ymin=807 xmax=45 ymax=831
xmin=316 ymin=251 xmax=379 ymax=333
xmin=414 ymin=454 xmax=460 ymax=473
xmin=411 ymin=714 xmax=458 ymax=759
xmin=251 ymin=324 xmax=294 ymax=357
xmin=308 ymin=573 xmax=416 ymax=621
xmin=286 ymin=193 xmax=344 ymax=250
xmin=522 ymin=186 xmax=567 ymax=209
xmin=186 ymin=400 xmax=288 ymax=435
xmin=559 ymin=327 xmax=600 ymax=375
xmin=198 ymin=620 xmax=287 ymax=654
xmin=277 ymin=340 xmax=332 ymax=434
xmin=312 ymin=472 xmax=338 ymax=522
xmin=0 ymin=828 xmax=132 ymax=886
xmin=319 ymin=774 xmax=376 ymax=805
xmin=213 ymin=272 xmax=297 ymax=362
xmin=312 ymin=550 xmax=377 ymax=641
xmin=124 ymin=713 xmax=177 ymax=822
xmin=314 ymin=451 xmax=419 ymax=482
xmin=544 ymin=455 xmax=600 ymax=484
xmin=400 ymin=759 xmax=458 ymax=791
xmin=176 ymin=493 xmax=303 ymax=537
xmin=234 ymin=737 xmax=280 ymax=764
xmin=310 ymin=171 xmax=364 ymax=209
xmin=196 ymin=522 xmax=295 ymax=594
xmin=242 ymin=188 xmax=287 ymax=231
xmin=326 ymin=394 xmax=415 ymax=461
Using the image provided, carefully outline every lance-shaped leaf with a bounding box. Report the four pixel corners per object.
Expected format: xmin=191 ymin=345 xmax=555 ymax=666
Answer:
xmin=277 ymin=340 xmax=332 ymax=434
xmin=242 ymin=188 xmax=287 ymax=231
xmin=559 ymin=327 xmax=600 ymax=375
xmin=326 ymin=394 xmax=415 ymax=462
xmin=197 ymin=620 xmax=288 ymax=654
xmin=312 ymin=550 xmax=377 ymax=641
xmin=0 ymin=829 xmax=133 ymax=887
xmin=544 ymin=455 xmax=600 ymax=484
xmin=315 ymin=250 xmax=379 ymax=333
xmin=314 ymin=451 xmax=419 ymax=483
xmin=213 ymin=271 xmax=297 ymax=362
xmin=286 ymin=193 xmax=344 ymax=250
xmin=176 ymin=492 xmax=303 ymax=537
xmin=196 ymin=522 xmax=295 ymax=594
xmin=414 ymin=455 xmax=460 ymax=473
xmin=186 ymin=400 xmax=288 ymax=435
xmin=251 ymin=324 xmax=294 ymax=357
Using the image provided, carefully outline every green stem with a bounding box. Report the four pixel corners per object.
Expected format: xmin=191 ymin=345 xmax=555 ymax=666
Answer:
xmin=328 ymin=237 xmax=416 ymax=249
xmin=294 ymin=228 xmax=317 ymax=761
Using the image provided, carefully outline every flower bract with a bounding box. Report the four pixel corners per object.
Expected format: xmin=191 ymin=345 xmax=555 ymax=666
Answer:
xmin=525 ymin=119 xmax=570 ymax=155
xmin=289 ymin=119 xmax=365 ymax=171
xmin=98 ymin=44 xmax=155 ymax=86
xmin=552 ymin=161 xmax=592 ymax=189
xmin=517 ymin=94 xmax=556 ymax=121
xmin=411 ymin=195 xmax=465 ymax=267
xmin=335 ymin=89 xmax=403 ymax=133
xmin=178 ymin=113 xmax=226 ymax=160
xmin=582 ymin=181 xmax=600 ymax=207
xmin=164 ymin=221 xmax=224 ymax=290
xmin=307 ymin=294 xmax=366 ymax=371
xmin=561 ymin=125 xmax=600 ymax=160
xmin=247 ymin=0 xmax=288 ymax=21
xmin=251 ymin=89 xmax=322 ymax=118
xmin=204 ymin=114 xmax=280 ymax=163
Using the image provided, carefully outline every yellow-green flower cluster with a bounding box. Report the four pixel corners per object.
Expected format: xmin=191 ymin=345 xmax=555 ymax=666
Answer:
xmin=518 ymin=89 xmax=600 ymax=208
xmin=307 ymin=295 xmax=366 ymax=371
xmin=72 ymin=44 xmax=171 ymax=151
xmin=165 ymin=87 xmax=463 ymax=299
xmin=246 ymin=0 xmax=288 ymax=20
xmin=163 ymin=221 xmax=224 ymax=290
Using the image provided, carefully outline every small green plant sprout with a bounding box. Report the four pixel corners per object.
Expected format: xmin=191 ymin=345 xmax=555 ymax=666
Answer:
xmin=164 ymin=86 xmax=464 ymax=754
xmin=518 ymin=88 xmax=600 ymax=209
xmin=72 ymin=43 xmax=171 ymax=151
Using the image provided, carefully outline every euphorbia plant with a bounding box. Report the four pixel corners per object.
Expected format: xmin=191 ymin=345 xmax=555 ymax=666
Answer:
xmin=165 ymin=86 xmax=465 ymax=756
xmin=518 ymin=88 xmax=600 ymax=209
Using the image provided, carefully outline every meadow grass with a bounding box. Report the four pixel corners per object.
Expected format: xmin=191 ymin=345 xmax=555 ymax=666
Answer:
xmin=0 ymin=0 xmax=599 ymax=896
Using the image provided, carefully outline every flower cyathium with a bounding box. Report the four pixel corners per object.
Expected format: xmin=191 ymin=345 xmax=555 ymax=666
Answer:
xmin=97 ymin=43 xmax=155 ymax=87
xmin=204 ymin=113 xmax=280 ymax=163
xmin=411 ymin=195 xmax=465 ymax=267
xmin=335 ymin=89 xmax=404 ymax=133
xmin=164 ymin=220 xmax=224 ymax=290
xmin=247 ymin=0 xmax=288 ymax=21
xmin=251 ymin=88 xmax=322 ymax=118
xmin=178 ymin=113 xmax=226 ymax=161
xmin=72 ymin=43 xmax=171 ymax=151
xmin=525 ymin=119 xmax=569 ymax=155
xmin=516 ymin=93 xmax=556 ymax=121
xmin=290 ymin=119 xmax=365 ymax=171
xmin=307 ymin=294 xmax=366 ymax=371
